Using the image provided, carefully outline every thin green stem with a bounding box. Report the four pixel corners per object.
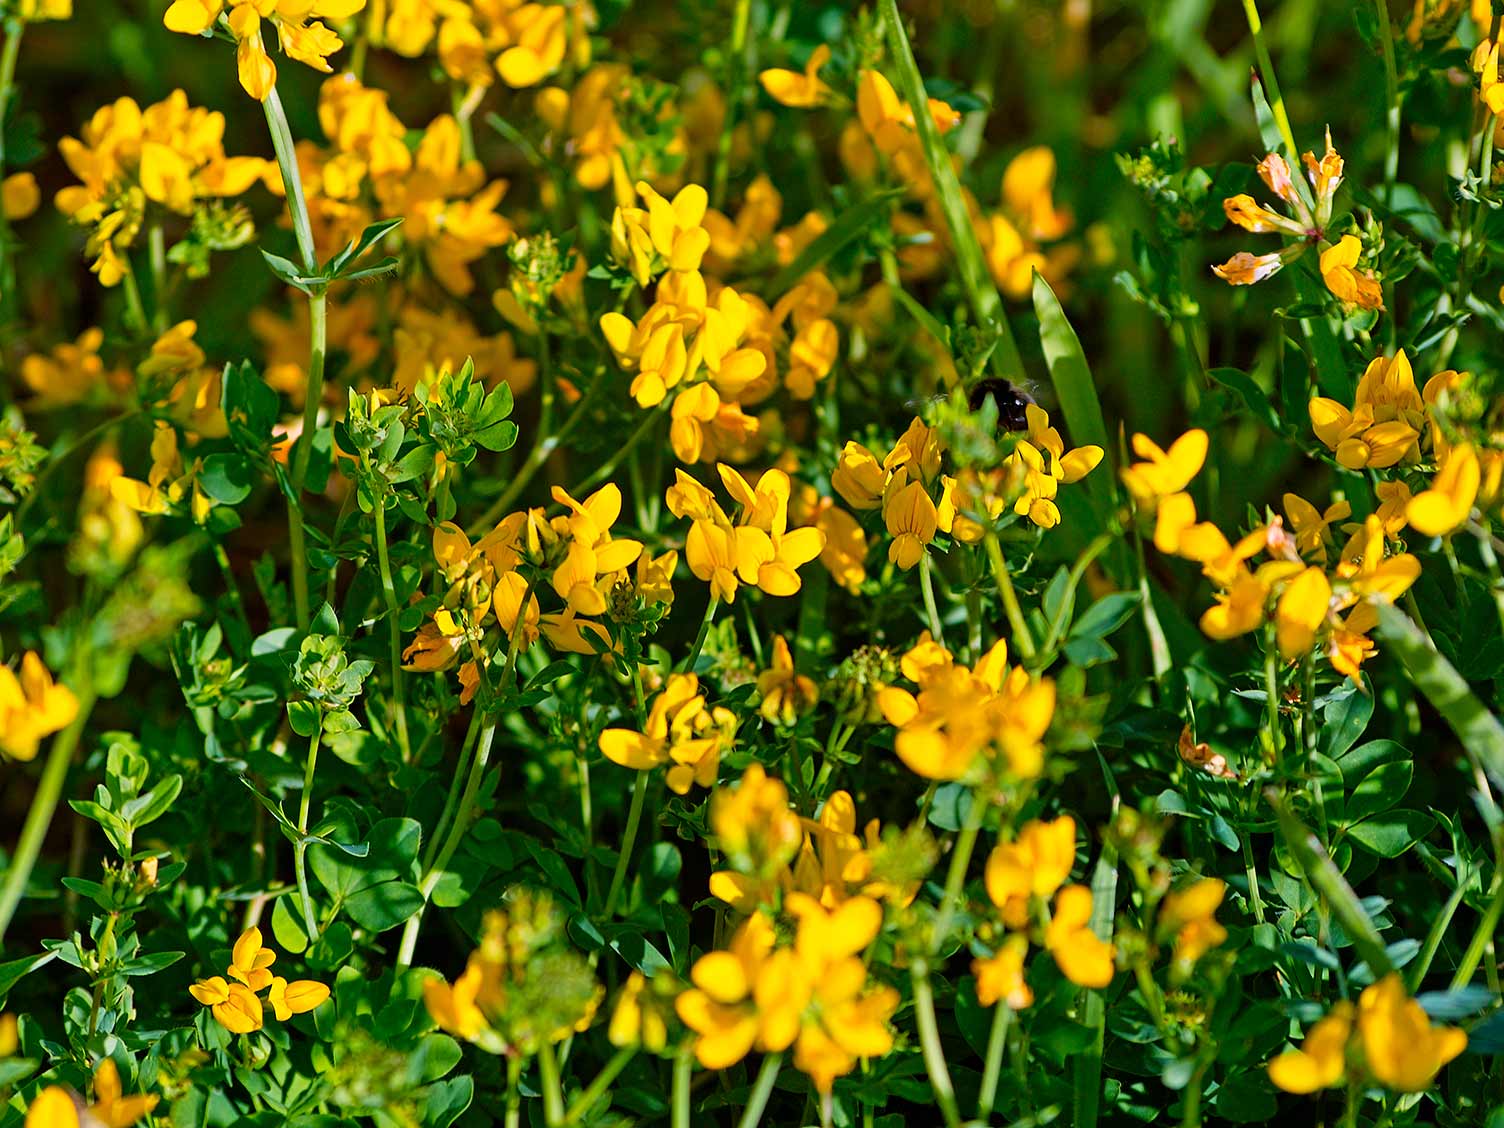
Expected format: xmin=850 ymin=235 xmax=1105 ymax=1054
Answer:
xmin=1449 ymin=871 xmax=1504 ymax=989
xmin=671 ymin=1045 xmax=692 ymax=1128
xmin=371 ymin=489 xmax=412 ymax=762
xmin=1241 ymin=0 xmax=1299 ymax=158
xmin=736 ymin=1053 xmax=782 ymax=1128
xmin=1039 ymin=532 xmax=1115 ymax=658
xmin=148 ymin=222 xmax=169 ymax=333
xmin=603 ymin=771 xmax=650 ymax=918
xmin=983 ymin=533 xmax=1036 ymax=661
xmin=262 ymin=85 xmax=320 ymax=274
xmin=1373 ymin=0 xmax=1400 ymax=206
xmin=930 ymin=789 xmax=985 ymax=955
xmin=680 ymin=596 xmax=719 ymax=674
xmin=293 ymin=720 xmax=323 ymax=940
xmin=0 ymin=19 xmax=25 ymax=338
xmin=15 ymin=410 xmax=141 ymax=531
xmin=911 ymin=959 xmax=963 ymax=1128
xmin=505 ymin=1055 xmax=522 ymax=1128
xmin=976 ymin=1002 xmax=1011 ymax=1120
xmin=711 ymin=0 xmax=753 ymax=208
xmin=918 ymin=551 xmax=945 ymax=646
xmin=0 ymin=681 xmax=96 ymax=949
xmin=538 ymin=1040 xmax=566 ymax=1127
xmin=421 ymin=709 xmax=483 ymax=871
xmin=568 ymin=403 xmax=666 ymax=499
xmin=563 ymin=1046 xmax=636 ymax=1125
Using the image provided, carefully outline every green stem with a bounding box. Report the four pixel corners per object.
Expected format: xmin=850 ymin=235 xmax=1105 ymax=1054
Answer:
xmin=976 ymin=1002 xmax=1011 ymax=1120
xmin=567 ymin=403 xmax=666 ymax=498
xmin=371 ymin=489 xmax=412 ymax=762
xmin=1373 ymin=0 xmax=1400 ymax=207
xmin=563 ymin=1046 xmax=636 ymax=1125
xmin=0 ymin=19 xmax=24 ymax=338
xmin=505 ymin=1055 xmax=522 ymax=1128
xmin=680 ymin=596 xmax=719 ymax=674
xmin=263 ymin=82 xmax=326 ymax=631
xmin=878 ymin=0 xmax=1024 ymax=381
xmin=1039 ymin=532 xmax=1115 ymax=658
xmin=736 ymin=1053 xmax=782 ymax=1128
xmin=711 ymin=0 xmax=753 ymax=208
xmin=1240 ymin=0 xmax=1299 ymax=158
xmin=293 ymin=720 xmax=323 ymax=940
xmin=14 ymin=409 xmax=141 ymax=531
xmin=983 ymin=533 xmax=1036 ymax=661
xmin=671 ymin=1045 xmax=692 ymax=1128
xmin=930 ymin=790 xmax=985 ymax=955
xmin=603 ymin=772 xmax=650 ymax=918
xmin=1449 ymin=871 xmax=1504 ymax=989
xmin=1242 ymin=831 xmax=1267 ymax=926
xmin=421 ymin=709 xmax=483 ymax=871
xmin=911 ymin=959 xmax=963 ymax=1128
xmin=0 ymin=680 xmax=96 ymax=949
xmin=918 ymin=551 xmax=945 ymax=646
xmin=538 ymin=1040 xmax=566 ymax=1127
xmin=148 ymin=222 xmax=169 ymax=333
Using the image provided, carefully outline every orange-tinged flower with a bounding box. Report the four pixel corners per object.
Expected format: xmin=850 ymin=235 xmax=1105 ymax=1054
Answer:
xmin=973 ymin=934 xmax=1033 ymax=1009
xmin=984 ymin=815 xmax=1076 ymax=928
xmin=1157 ymin=878 xmax=1228 ymax=965
xmin=1320 ymin=235 xmax=1384 ymax=310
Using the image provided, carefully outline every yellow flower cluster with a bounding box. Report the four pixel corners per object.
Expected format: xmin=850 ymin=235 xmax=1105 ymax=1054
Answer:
xmin=24 ymin=1059 xmax=156 ymax=1128
xmin=54 ymin=90 xmax=270 ymax=285
xmin=1131 ymin=427 xmax=1421 ymax=681
xmin=976 ymin=815 xmax=1116 ymax=998
xmin=708 ymin=764 xmax=921 ymax=914
xmin=675 ymin=897 xmax=899 ymax=1092
xmin=164 ymin=0 xmax=366 ymax=101
xmin=878 ymin=633 xmax=1055 ymax=781
xmin=666 ymin=464 xmax=825 ymax=603
xmin=1268 ymin=974 xmax=1465 ymax=1094
xmin=837 ymin=410 xmax=1102 ymax=571
xmin=1213 ymin=133 xmax=1383 ymax=311
xmin=188 ymin=927 xmax=329 ymax=1034
xmin=598 ymin=673 xmax=736 ymax=794
xmin=382 ymin=0 xmax=589 ymax=88
xmin=424 ymin=891 xmax=603 ymax=1056
xmin=0 ymin=652 xmax=79 ymax=762
xmin=406 ymin=481 xmax=672 ymax=689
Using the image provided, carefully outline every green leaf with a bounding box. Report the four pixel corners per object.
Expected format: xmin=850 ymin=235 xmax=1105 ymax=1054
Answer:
xmin=1344 ymin=760 xmax=1412 ymax=824
xmin=1347 ymin=810 xmax=1434 ymax=858
xmin=119 ymin=773 xmax=183 ymax=828
xmin=288 ymin=699 xmax=322 ymax=738
xmin=345 ymin=881 xmax=424 ymax=931
xmin=1208 ymin=367 xmax=1283 ymax=433
xmin=199 ymin=453 xmax=255 ymax=505
xmin=0 ymin=951 xmax=56 ymax=1004
xmin=1069 ymin=592 xmax=1140 ymax=642
xmin=1033 ymin=273 xmax=1117 ymax=530
xmin=1320 ymin=683 xmax=1375 ymax=759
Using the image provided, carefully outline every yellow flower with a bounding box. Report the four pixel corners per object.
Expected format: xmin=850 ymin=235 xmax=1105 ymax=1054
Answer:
xmin=756 ymin=635 xmax=818 ymax=725
xmin=1199 ymin=571 xmax=1269 ymax=640
xmin=831 ymin=441 xmax=887 ymax=510
xmin=1267 ymin=1002 xmax=1354 ymax=1093
xmin=164 ymin=0 xmax=364 ymax=100
xmin=675 ymin=913 xmax=800 ymax=1069
xmin=598 ymin=674 xmax=733 ymax=794
xmin=883 ymin=478 xmax=938 ymax=569
xmin=1044 ymin=885 xmax=1114 ymax=988
xmin=1320 ymin=235 xmax=1384 ymax=310
xmin=973 ymin=934 xmax=1033 ymax=1009
xmin=0 ymin=1013 xmax=15 ymax=1057
xmin=1357 ymin=974 xmax=1467 ymax=1092
xmin=1275 ymin=566 xmax=1333 ymax=659
xmin=2 ymin=171 xmax=39 ymax=221
xmin=227 ymin=926 xmax=276 ymax=991
xmin=759 ymin=44 xmax=832 ymax=108
xmin=1157 ymin=878 xmax=1228 ymax=966
xmin=984 ymin=815 xmax=1076 ymax=928
xmin=267 ymin=976 xmax=331 ymax=1021
xmin=1121 ymin=430 xmax=1208 ymax=503
xmin=188 ymin=975 xmax=264 ymax=1034
xmin=1407 ymin=442 xmax=1480 ymax=537
xmin=24 ymin=1059 xmax=158 ymax=1128
xmin=709 ymin=762 xmax=803 ymax=880
xmin=0 ymin=652 xmax=80 ymax=762
xmin=1283 ymin=493 xmax=1351 ymax=563
xmin=608 ymin=971 xmax=673 ymax=1053
xmin=423 ymin=959 xmax=489 ymax=1043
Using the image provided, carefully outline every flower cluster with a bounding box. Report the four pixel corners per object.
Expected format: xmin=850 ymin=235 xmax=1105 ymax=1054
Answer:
xmin=424 ymin=889 xmax=602 ymax=1055
xmin=188 ymin=926 xmax=330 ymax=1034
xmin=598 ymin=672 xmax=737 ymax=794
xmin=878 ymin=634 xmax=1055 ymax=781
xmin=55 ymin=90 xmax=269 ymax=285
xmin=164 ymin=0 xmax=366 ymax=100
xmin=1269 ymin=974 xmax=1466 ymax=1094
xmin=0 ymin=652 xmax=79 ymax=762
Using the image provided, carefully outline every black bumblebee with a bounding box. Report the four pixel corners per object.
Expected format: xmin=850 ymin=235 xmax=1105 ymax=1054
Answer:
xmin=966 ymin=377 xmax=1036 ymax=433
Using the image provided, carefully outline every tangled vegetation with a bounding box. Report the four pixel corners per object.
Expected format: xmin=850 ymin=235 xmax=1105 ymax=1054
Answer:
xmin=2 ymin=0 xmax=1504 ymax=1125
